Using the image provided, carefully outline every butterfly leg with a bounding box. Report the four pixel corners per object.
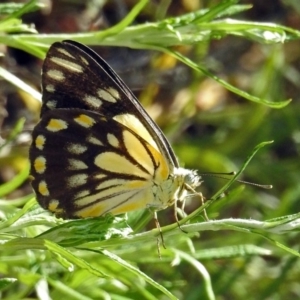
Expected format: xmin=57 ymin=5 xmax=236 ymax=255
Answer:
xmin=192 ymin=191 xmax=209 ymax=221
xmin=174 ymin=190 xmax=209 ymax=235
xmin=149 ymin=210 xmax=166 ymax=258
xmin=198 ymin=192 xmax=209 ymax=221
xmin=174 ymin=199 xmax=188 ymax=233
xmin=185 ymin=184 xmax=209 ymax=221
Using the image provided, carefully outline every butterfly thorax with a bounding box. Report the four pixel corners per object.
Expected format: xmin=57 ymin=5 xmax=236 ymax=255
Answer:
xmin=149 ymin=167 xmax=201 ymax=211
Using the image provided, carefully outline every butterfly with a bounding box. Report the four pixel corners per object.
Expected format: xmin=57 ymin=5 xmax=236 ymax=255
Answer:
xmin=29 ymin=40 xmax=202 ymax=236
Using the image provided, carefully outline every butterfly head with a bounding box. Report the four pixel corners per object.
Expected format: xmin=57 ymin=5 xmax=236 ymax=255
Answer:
xmin=176 ymin=167 xmax=201 ymax=190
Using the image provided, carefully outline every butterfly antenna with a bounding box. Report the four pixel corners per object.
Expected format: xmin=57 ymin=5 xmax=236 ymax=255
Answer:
xmin=200 ymin=172 xmax=273 ymax=189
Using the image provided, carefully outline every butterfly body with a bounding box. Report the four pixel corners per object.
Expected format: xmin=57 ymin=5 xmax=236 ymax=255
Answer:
xmin=29 ymin=40 xmax=201 ymax=219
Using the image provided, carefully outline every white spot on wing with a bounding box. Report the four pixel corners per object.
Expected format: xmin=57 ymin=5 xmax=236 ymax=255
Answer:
xmin=46 ymin=100 xmax=57 ymax=109
xmin=50 ymin=57 xmax=83 ymax=73
xmin=67 ymin=174 xmax=88 ymax=188
xmin=80 ymin=56 xmax=89 ymax=65
xmin=46 ymin=84 xmax=55 ymax=92
xmin=87 ymin=135 xmax=103 ymax=146
xmin=68 ymin=159 xmax=88 ymax=170
xmin=66 ymin=143 xmax=88 ymax=154
xmin=97 ymin=89 xmax=117 ymax=103
xmin=107 ymin=87 xmax=120 ymax=100
xmin=47 ymin=69 xmax=65 ymax=81
xmin=57 ymin=48 xmax=75 ymax=58
xmin=84 ymin=95 xmax=102 ymax=108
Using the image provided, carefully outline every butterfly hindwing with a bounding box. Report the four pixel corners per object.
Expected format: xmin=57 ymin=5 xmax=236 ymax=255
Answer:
xmin=30 ymin=108 xmax=170 ymax=218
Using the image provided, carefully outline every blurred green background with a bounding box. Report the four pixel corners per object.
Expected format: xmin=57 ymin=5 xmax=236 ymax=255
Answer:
xmin=1 ymin=0 xmax=300 ymax=299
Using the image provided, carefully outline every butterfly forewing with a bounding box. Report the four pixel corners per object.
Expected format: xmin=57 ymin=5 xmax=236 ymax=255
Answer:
xmin=41 ymin=40 xmax=178 ymax=167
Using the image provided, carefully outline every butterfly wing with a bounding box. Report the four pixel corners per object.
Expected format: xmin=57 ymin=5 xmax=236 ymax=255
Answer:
xmin=41 ymin=40 xmax=178 ymax=168
xmin=29 ymin=40 xmax=198 ymax=219
xmin=30 ymin=108 xmax=171 ymax=218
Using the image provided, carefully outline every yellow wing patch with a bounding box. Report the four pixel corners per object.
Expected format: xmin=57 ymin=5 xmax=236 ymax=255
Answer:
xmin=35 ymin=135 xmax=46 ymax=150
xmin=38 ymin=181 xmax=49 ymax=196
xmin=113 ymin=113 xmax=159 ymax=152
xmin=74 ymin=114 xmax=96 ymax=128
xmin=95 ymin=152 xmax=148 ymax=178
xmin=34 ymin=156 xmax=46 ymax=174
xmin=46 ymin=119 xmax=68 ymax=132
xmin=74 ymin=180 xmax=153 ymax=217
